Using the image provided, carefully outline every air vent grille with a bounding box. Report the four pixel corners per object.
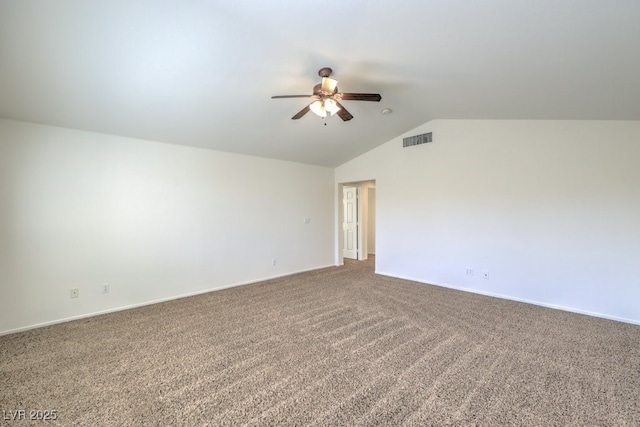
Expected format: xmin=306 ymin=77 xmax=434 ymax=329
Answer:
xmin=403 ymin=132 xmax=432 ymax=148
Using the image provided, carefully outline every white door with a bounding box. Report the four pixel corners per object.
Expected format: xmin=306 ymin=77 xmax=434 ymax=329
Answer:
xmin=343 ymin=186 xmax=358 ymax=259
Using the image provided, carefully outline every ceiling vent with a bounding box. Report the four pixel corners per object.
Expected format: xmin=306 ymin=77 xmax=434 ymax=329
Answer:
xmin=403 ymin=132 xmax=432 ymax=148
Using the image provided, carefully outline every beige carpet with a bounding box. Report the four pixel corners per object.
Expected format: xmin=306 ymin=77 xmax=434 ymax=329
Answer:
xmin=2 ymin=258 xmax=639 ymax=426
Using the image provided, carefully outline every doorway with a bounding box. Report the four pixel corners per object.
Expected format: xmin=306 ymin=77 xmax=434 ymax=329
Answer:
xmin=338 ymin=180 xmax=376 ymax=264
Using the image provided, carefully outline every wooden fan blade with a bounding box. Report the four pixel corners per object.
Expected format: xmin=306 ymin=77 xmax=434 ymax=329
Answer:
xmin=339 ymin=93 xmax=382 ymax=102
xmin=272 ymin=95 xmax=318 ymax=99
xmin=291 ymin=104 xmax=311 ymax=120
xmin=335 ymin=101 xmax=353 ymax=121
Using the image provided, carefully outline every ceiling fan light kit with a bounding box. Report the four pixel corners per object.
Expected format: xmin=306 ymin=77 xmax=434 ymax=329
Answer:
xmin=272 ymin=67 xmax=382 ymax=121
xmin=310 ymin=98 xmax=341 ymax=118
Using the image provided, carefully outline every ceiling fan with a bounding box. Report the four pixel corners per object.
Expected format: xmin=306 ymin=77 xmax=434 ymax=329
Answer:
xmin=271 ymin=67 xmax=382 ymax=121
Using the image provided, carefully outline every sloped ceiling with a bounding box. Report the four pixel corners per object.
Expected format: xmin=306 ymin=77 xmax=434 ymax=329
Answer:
xmin=1 ymin=1 xmax=639 ymax=167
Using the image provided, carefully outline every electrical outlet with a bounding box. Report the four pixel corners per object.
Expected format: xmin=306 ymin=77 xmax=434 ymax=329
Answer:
xmin=303 ymin=217 xmax=311 ymax=224
xmin=272 ymin=258 xmax=277 ymax=266
xmin=466 ymin=268 xmax=474 ymax=276
xmin=102 ymin=282 xmax=110 ymax=294
xmin=483 ymin=270 xmax=490 ymax=279
xmin=70 ymin=288 xmax=79 ymax=298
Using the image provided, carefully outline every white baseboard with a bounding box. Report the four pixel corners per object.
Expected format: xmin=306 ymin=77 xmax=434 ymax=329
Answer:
xmin=375 ymin=271 xmax=640 ymax=326
xmin=0 ymin=264 xmax=336 ymax=336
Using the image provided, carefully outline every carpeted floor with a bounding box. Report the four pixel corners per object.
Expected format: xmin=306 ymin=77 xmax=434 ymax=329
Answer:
xmin=1 ymin=258 xmax=639 ymax=426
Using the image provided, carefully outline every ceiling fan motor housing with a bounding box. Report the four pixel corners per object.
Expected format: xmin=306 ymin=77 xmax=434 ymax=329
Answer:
xmin=313 ymin=83 xmax=338 ymax=96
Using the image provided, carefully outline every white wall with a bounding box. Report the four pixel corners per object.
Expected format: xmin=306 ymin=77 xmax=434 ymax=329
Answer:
xmin=0 ymin=119 xmax=334 ymax=334
xmin=357 ymin=181 xmax=375 ymax=260
xmin=367 ymin=188 xmax=376 ymax=255
xmin=336 ymin=120 xmax=640 ymax=325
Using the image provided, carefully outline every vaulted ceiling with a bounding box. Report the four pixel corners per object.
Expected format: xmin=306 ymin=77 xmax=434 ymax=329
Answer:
xmin=1 ymin=1 xmax=639 ymax=167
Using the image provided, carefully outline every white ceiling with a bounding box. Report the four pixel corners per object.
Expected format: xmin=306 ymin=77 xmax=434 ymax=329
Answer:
xmin=1 ymin=1 xmax=639 ymax=167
